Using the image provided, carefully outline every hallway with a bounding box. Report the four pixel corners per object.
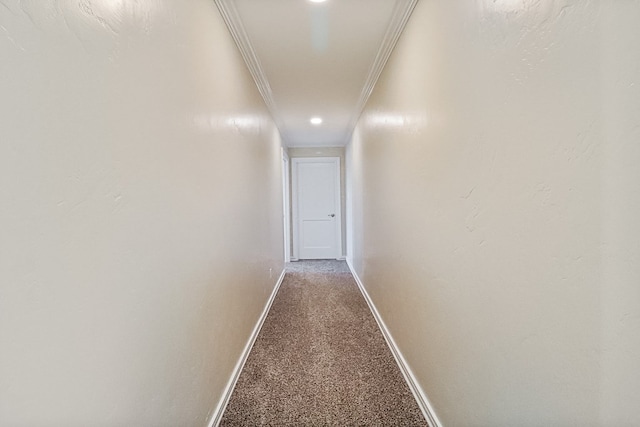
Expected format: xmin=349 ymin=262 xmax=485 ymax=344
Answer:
xmin=2 ymin=0 xmax=640 ymax=426
xmin=220 ymin=260 xmax=426 ymax=426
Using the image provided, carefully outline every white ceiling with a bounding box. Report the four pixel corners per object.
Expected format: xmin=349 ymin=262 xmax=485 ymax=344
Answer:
xmin=216 ymin=0 xmax=417 ymax=147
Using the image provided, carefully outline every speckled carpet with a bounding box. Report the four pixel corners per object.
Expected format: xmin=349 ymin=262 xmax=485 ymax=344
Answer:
xmin=219 ymin=260 xmax=427 ymax=426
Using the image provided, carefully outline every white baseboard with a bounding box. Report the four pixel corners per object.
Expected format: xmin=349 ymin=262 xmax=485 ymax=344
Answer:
xmin=207 ymin=268 xmax=287 ymax=427
xmin=345 ymin=259 xmax=443 ymax=427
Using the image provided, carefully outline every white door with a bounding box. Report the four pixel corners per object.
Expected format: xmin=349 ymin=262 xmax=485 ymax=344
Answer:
xmin=292 ymin=157 xmax=341 ymax=260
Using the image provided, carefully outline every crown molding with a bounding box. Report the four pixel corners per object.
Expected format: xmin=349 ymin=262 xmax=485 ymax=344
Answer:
xmin=214 ymin=0 xmax=287 ymax=139
xmin=346 ymin=0 xmax=418 ymax=140
xmin=215 ymin=0 xmax=417 ymax=147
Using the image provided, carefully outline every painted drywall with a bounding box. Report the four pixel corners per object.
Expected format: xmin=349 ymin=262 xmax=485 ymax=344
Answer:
xmin=599 ymin=3 xmax=640 ymax=424
xmin=288 ymin=147 xmax=346 ymax=258
xmin=0 ymin=1 xmax=284 ymax=426
xmin=346 ymin=1 xmax=640 ymax=426
xmin=345 ymin=132 xmax=363 ymax=273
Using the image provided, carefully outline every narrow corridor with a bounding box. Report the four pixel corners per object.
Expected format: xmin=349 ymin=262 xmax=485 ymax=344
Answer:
xmin=2 ymin=0 xmax=639 ymax=426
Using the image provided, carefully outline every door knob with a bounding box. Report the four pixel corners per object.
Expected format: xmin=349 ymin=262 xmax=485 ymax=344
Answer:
xmin=328 ymin=214 xmax=335 ymax=217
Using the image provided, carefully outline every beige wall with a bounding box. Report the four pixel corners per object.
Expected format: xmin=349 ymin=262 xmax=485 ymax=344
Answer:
xmin=347 ymin=1 xmax=640 ymax=426
xmin=0 ymin=1 xmax=283 ymax=426
xmin=288 ymin=147 xmax=346 ymax=258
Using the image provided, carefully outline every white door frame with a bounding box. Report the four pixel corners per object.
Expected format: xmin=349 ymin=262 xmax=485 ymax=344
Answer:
xmin=282 ymin=148 xmax=291 ymax=262
xmin=292 ymin=157 xmax=342 ymax=260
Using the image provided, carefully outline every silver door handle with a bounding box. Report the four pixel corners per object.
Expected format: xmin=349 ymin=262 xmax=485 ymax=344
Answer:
xmin=328 ymin=214 xmax=335 ymax=217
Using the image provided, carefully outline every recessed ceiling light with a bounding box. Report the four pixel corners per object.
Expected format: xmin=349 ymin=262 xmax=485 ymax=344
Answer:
xmin=310 ymin=117 xmax=323 ymax=125
xmin=309 ymin=0 xmax=327 ymax=3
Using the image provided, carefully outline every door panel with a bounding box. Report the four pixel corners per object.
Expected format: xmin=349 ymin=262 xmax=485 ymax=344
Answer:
xmin=293 ymin=158 xmax=341 ymax=260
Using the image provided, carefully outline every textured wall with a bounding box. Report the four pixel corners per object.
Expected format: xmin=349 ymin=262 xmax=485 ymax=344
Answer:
xmin=599 ymin=2 xmax=640 ymax=424
xmin=0 ymin=1 xmax=284 ymax=426
xmin=346 ymin=0 xmax=640 ymax=425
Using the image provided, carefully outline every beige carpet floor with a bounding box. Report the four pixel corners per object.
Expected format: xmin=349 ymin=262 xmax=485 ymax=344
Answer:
xmin=220 ymin=260 xmax=428 ymax=426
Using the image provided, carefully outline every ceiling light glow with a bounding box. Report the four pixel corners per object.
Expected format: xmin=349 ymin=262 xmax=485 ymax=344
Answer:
xmin=308 ymin=0 xmax=327 ymax=3
xmin=310 ymin=117 xmax=323 ymax=125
